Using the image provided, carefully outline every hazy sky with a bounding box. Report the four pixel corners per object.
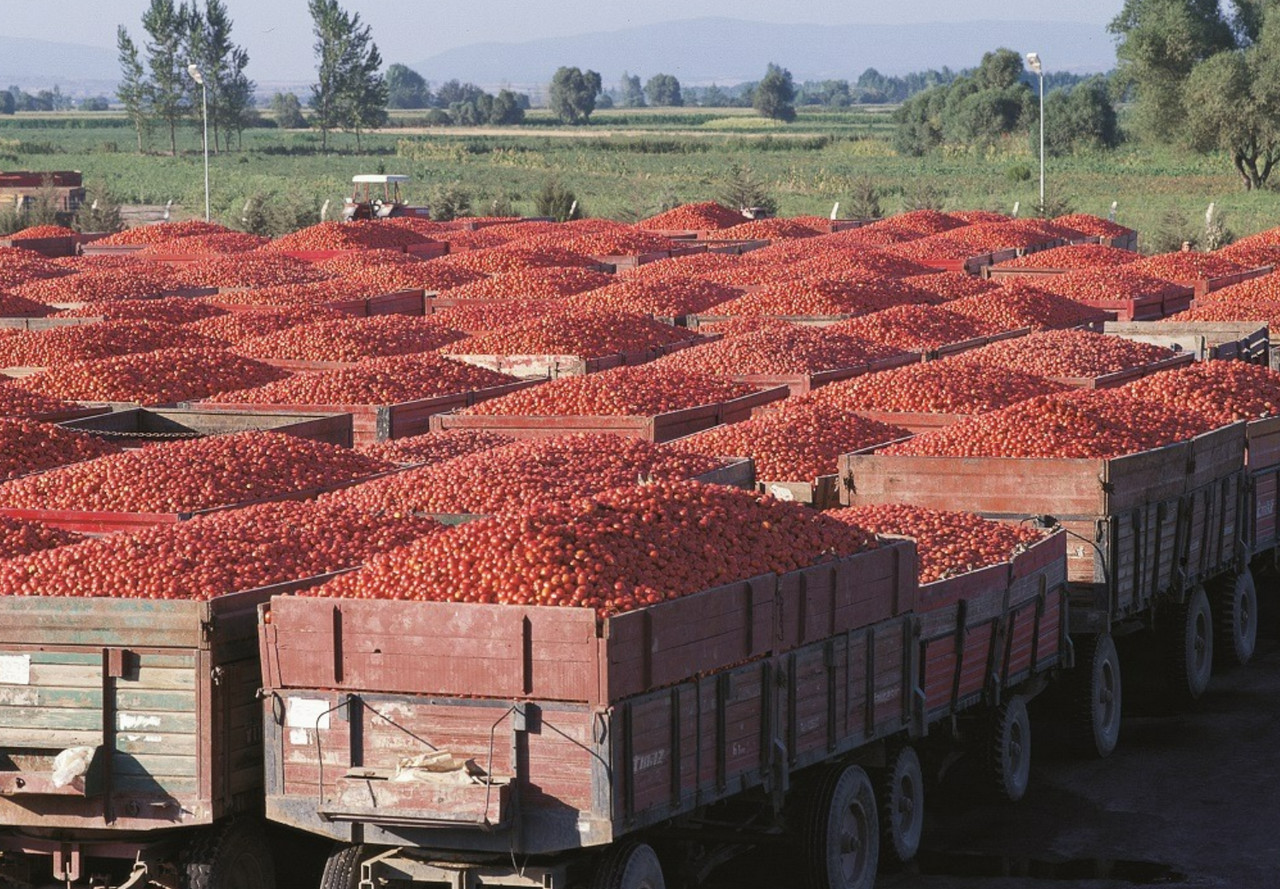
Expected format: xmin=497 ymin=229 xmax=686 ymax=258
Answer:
xmin=13 ymin=1 xmax=1127 ymax=82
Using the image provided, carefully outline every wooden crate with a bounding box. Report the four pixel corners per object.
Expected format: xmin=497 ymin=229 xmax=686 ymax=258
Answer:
xmin=0 ymin=472 xmax=381 ymax=535
xmin=0 ymin=235 xmax=77 ymax=257
xmin=1102 ymin=321 xmax=1268 ymax=364
xmin=261 ymin=593 xmax=917 ymax=854
xmin=1193 ymin=266 xmax=1273 ymax=299
xmin=1246 ymin=417 xmax=1280 ymax=553
xmin=449 ymin=349 xmax=674 ymax=381
xmin=839 ymin=424 xmax=1246 ymax=619
xmin=1048 ymin=352 xmax=1196 ymax=389
xmin=261 ymin=540 xmax=916 ymax=707
xmin=758 ymin=476 xmax=841 ymax=509
xmin=0 ymin=317 xmax=99 ymax=331
xmin=195 ymin=380 xmax=534 ymax=446
xmin=982 ymin=266 xmax=1070 ymax=282
xmin=0 ymin=574 xmax=330 ymax=833
xmin=926 ymin=327 xmax=1030 ymax=361
xmin=60 ymin=407 xmax=353 ymax=448
xmin=263 ymin=613 xmax=916 ymax=852
xmin=430 ymin=386 xmax=790 ymax=443
xmin=725 ymin=353 xmax=919 ymax=397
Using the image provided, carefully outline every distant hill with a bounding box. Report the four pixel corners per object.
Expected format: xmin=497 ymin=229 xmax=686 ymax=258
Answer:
xmin=0 ymin=36 xmax=118 ymax=93
xmin=412 ymin=17 xmax=1115 ymax=92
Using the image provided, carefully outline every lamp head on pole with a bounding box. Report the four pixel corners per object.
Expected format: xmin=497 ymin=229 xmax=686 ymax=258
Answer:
xmin=187 ymin=63 xmax=204 ymax=85
xmin=1025 ymin=52 xmax=1042 ymax=75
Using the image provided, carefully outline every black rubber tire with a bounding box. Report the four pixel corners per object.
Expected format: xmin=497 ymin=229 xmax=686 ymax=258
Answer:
xmin=796 ymin=764 xmax=879 ymax=889
xmin=1161 ymin=585 xmax=1214 ymax=704
xmin=588 ymin=841 xmax=666 ymax=889
xmin=876 ymin=746 xmax=924 ymax=867
xmin=1214 ymin=570 xmax=1258 ymax=668
xmin=1067 ymin=633 xmax=1122 ymax=759
xmin=986 ymin=695 xmax=1032 ymax=803
xmin=319 ymin=844 xmax=364 ymax=889
xmin=182 ymin=819 xmax=276 ymax=889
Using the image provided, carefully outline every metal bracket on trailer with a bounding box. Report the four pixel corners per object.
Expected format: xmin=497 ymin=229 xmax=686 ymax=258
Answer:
xmin=359 ymin=846 xmax=570 ymax=889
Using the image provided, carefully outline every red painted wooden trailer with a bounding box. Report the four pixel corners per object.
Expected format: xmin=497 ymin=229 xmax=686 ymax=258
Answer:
xmin=0 ymin=574 xmax=333 ymax=888
xmin=259 ymin=544 xmax=923 ymax=889
xmin=257 ymin=528 xmax=1068 ymax=889
xmin=839 ymin=422 xmax=1249 ymax=756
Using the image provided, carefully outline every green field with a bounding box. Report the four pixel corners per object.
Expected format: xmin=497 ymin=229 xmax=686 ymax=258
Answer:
xmin=2 ymin=106 xmax=1278 ymax=248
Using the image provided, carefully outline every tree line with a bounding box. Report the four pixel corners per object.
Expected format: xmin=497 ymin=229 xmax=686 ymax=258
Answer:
xmin=117 ymin=0 xmax=254 ymax=154
xmin=891 ymin=2 xmax=1280 ymax=192
xmin=892 ymin=49 xmax=1119 ymax=160
xmin=1111 ymin=0 xmax=1280 ymax=190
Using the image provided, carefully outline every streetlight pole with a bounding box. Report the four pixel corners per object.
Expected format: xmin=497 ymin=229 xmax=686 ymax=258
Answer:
xmin=1026 ymin=52 xmax=1044 ymax=211
xmin=187 ymin=63 xmax=210 ymax=222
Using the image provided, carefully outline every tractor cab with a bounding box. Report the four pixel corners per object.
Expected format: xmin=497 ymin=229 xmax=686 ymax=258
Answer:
xmin=341 ymin=174 xmax=430 ymax=221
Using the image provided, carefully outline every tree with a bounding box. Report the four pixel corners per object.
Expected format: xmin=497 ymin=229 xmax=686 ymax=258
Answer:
xmin=344 ymin=39 xmax=388 ymax=148
xmin=644 ymin=73 xmax=683 ymax=106
xmin=219 ymin=44 xmax=255 ymax=149
xmin=1109 ymin=0 xmax=1238 ymax=140
xmin=700 ymin=83 xmax=729 ymax=107
xmin=80 ymin=97 xmax=110 ymax=111
xmin=435 ymin=79 xmax=484 ymax=108
xmin=0 ymin=92 xmax=12 ymax=116
xmin=489 ymin=89 xmax=525 ymax=125
xmin=1183 ymin=48 xmax=1280 ymax=189
xmin=975 ymin=48 xmax=1025 ymax=90
xmin=1040 ymin=77 xmax=1120 ymax=156
xmin=718 ymin=163 xmax=777 ymax=215
xmin=196 ymin=0 xmax=254 ymax=151
xmin=117 ymin=26 xmax=149 ymax=150
xmin=308 ymin=0 xmax=386 ymax=150
xmin=548 ymin=67 xmax=601 ymax=124
xmin=618 ymin=72 xmax=645 ymax=107
xmin=753 ymin=63 xmax=796 ymax=122
xmin=140 ymin=0 xmax=190 ymax=156
xmin=387 ymin=63 xmax=431 ymax=108
xmin=891 ymin=48 xmax=1032 ymax=155
xmin=534 ymin=177 xmax=581 ymax=221
xmin=270 ymin=91 xmax=307 ymax=128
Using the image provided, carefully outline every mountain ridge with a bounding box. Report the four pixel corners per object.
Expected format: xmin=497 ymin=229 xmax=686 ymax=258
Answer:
xmin=411 ymin=16 xmax=1116 ymax=92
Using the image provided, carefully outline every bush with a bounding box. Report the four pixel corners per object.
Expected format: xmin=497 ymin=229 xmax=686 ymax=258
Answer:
xmin=534 ymin=177 xmax=582 ymax=221
xmin=1006 ymin=163 xmax=1033 ymax=183
xmin=718 ymin=163 xmax=778 ymax=215
xmin=900 ymin=180 xmax=949 ymax=212
xmin=73 ymin=184 xmax=125 ymax=234
xmin=1148 ymin=208 xmax=1198 ymax=254
xmin=844 ymin=174 xmax=883 ymax=219
xmin=234 ymin=191 xmax=321 ymax=237
xmin=1034 ymin=189 xmax=1074 ymax=219
xmin=428 ymin=183 xmax=472 ymax=222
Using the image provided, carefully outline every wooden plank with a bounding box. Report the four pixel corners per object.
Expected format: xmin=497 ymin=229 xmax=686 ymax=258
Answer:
xmin=0 ymin=598 xmax=205 ymax=648
xmin=0 ymin=727 xmax=100 ymax=748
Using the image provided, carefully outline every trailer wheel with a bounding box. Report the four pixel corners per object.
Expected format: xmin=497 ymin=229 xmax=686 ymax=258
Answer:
xmin=1161 ymin=584 xmax=1214 ymax=703
xmin=797 ymin=764 xmax=879 ymax=889
xmin=1214 ymin=570 xmax=1257 ymax=668
xmin=319 ymin=844 xmax=364 ymax=889
xmin=986 ymin=695 xmax=1032 ymax=803
xmin=876 ymin=746 xmax=924 ymax=867
xmin=182 ymin=819 xmax=275 ymax=889
xmin=1068 ymin=633 xmax=1122 ymax=759
xmin=588 ymin=841 xmax=665 ymax=889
